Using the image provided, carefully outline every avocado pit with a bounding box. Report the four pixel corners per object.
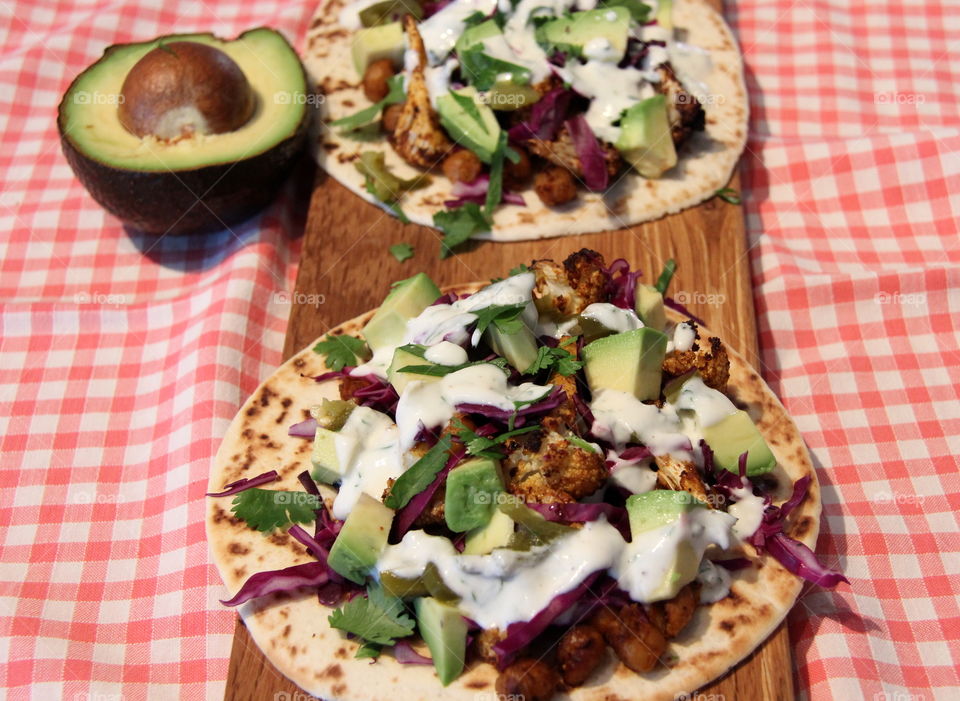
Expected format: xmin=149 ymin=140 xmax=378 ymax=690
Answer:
xmin=118 ymin=41 xmax=256 ymax=140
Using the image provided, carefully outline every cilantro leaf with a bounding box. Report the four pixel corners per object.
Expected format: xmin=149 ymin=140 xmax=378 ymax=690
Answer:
xmin=331 ymin=74 xmax=405 ymax=131
xmin=654 ymin=259 xmax=676 ymax=296
xmin=230 ymin=489 xmax=319 ymax=532
xmin=355 ymin=642 xmax=382 ymax=659
xmin=313 ymin=334 xmax=368 ymax=372
xmin=565 ymin=434 xmax=600 ymax=453
xmin=459 ymin=45 xmax=531 ymax=91
xmin=523 ymin=344 xmax=583 ymax=376
xmin=455 ymin=420 xmax=539 ymax=459
xmin=509 ymin=263 xmax=530 ymax=276
xmin=389 ymin=243 xmax=414 ymax=262
xmin=715 ymin=187 xmax=742 ymax=205
xmin=328 ymin=584 xmax=415 ymax=647
xmin=397 ymin=358 xmax=510 ymax=378
xmin=383 ymin=435 xmax=453 ymax=509
xmin=450 ymin=90 xmax=489 ymax=133
xmin=434 ymin=202 xmax=490 ymax=258
xmin=473 ymin=303 xmax=528 ymax=336
xmin=485 ymin=132 xmax=509 ymax=218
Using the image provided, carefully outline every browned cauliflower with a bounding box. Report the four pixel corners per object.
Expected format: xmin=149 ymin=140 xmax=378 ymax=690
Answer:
xmin=531 ymin=248 xmax=608 ymax=319
xmin=662 ymin=322 xmax=730 ymax=392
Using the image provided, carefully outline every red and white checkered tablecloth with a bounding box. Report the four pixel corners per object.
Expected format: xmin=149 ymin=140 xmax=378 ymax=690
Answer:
xmin=0 ymin=0 xmax=957 ymax=699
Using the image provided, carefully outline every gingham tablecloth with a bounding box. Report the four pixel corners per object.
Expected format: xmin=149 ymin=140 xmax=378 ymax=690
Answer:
xmin=1 ymin=0 xmax=957 ymax=699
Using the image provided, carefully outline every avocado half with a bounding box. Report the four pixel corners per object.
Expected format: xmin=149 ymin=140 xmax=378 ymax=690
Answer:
xmin=58 ymin=28 xmax=310 ymax=236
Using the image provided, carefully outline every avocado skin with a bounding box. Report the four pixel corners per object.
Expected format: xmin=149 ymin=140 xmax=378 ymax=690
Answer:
xmin=57 ymin=31 xmax=311 ymax=236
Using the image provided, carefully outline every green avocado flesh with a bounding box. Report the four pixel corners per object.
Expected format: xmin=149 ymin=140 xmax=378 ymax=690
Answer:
xmin=327 ymin=493 xmax=394 ymax=584
xmin=57 ymin=28 xmax=308 ymax=234
xmin=582 ymin=327 xmax=668 ymax=401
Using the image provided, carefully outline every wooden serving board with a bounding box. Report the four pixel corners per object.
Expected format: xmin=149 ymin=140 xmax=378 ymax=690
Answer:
xmin=223 ymin=2 xmax=794 ymax=693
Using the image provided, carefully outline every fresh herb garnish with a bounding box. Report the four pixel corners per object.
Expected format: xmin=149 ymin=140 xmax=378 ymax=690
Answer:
xmin=331 ymin=74 xmax=405 ymax=131
xmin=397 ymin=357 xmax=510 ymax=377
xmin=450 ymin=90 xmax=488 ymax=132
xmin=384 ymin=434 xmax=453 ymax=509
xmin=313 ymin=333 xmax=368 ymax=372
xmin=565 ymin=434 xmax=600 ymax=453
xmin=524 ymin=344 xmax=583 ymax=376
xmin=509 ymin=263 xmax=530 ymax=276
xmin=454 ymin=419 xmax=539 ymax=459
xmin=715 ymin=187 xmax=741 ymax=205
xmin=473 ymin=303 xmax=529 ymax=336
xmin=389 ymin=242 xmax=414 ymax=262
xmin=328 ymin=584 xmax=415 ymax=652
xmin=463 ymin=10 xmax=488 ymax=27
xmin=485 ymin=132 xmax=510 ymax=218
xmin=654 ymin=258 xmax=676 ymax=295
xmin=459 ymin=46 xmax=532 ymax=90
xmin=434 ymin=202 xmax=490 ymax=258
xmin=230 ymin=489 xmax=318 ymax=532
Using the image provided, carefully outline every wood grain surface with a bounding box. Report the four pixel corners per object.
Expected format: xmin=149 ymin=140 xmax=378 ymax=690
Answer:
xmin=223 ymin=1 xmax=796 ymax=694
xmin=222 ymin=165 xmax=796 ymax=701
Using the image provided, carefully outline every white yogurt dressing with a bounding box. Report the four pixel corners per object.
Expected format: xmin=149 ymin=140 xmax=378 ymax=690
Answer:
xmin=673 ymin=321 xmax=697 ymax=352
xmin=610 ymin=461 xmax=658 ymax=493
xmin=580 ymin=302 xmax=644 ymax=335
xmin=418 ymin=0 xmax=499 ymax=64
xmin=671 ymin=373 xmax=738 ymax=428
xmin=695 ymin=559 xmax=732 ymax=604
xmin=590 ymin=388 xmax=691 ymax=457
xmin=424 ymin=340 xmax=469 ymax=365
xmin=667 ymin=41 xmax=714 ymax=100
xmin=502 ymin=0 xmax=570 ymax=82
xmin=560 ymin=62 xmax=657 ymax=144
xmin=332 ymin=407 xmax=404 ymax=519
xmin=728 ymin=482 xmax=766 ymax=542
xmin=377 ymin=510 xmax=733 ymax=628
xmin=425 ymin=57 xmax=460 ymax=108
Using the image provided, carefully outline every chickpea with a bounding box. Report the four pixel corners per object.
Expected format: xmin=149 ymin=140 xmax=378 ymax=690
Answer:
xmin=362 ymin=59 xmax=395 ymax=102
xmin=534 ymin=166 xmax=577 ymax=207
xmin=381 ymin=102 xmax=403 ymax=133
xmin=442 ymin=149 xmax=483 ymax=184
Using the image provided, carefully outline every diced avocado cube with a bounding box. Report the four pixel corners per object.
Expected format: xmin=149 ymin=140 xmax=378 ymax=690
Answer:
xmin=436 ymin=87 xmax=501 ymax=163
xmin=582 ymin=327 xmax=668 ymax=401
xmin=615 ymin=95 xmax=678 ymax=178
xmin=351 ymin=22 xmax=405 ymax=76
xmin=444 ymin=457 xmax=504 ymax=532
xmin=702 ymin=410 xmax=776 ymax=476
xmin=387 ymin=345 xmax=441 ymax=394
xmin=627 ymin=489 xmax=703 ymax=534
xmin=311 ymin=426 xmax=359 ymax=484
xmin=463 ymin=508 xmax=515 ymax=555
xmin=635 ymin=284 xmax=667 ymax=331
xmin=540 ymin=7 xmax=631 ymax=62
xmin=310 ymin=398 xmax=356 ymax=430
xmin=486 ymin=323 xmax=539 ymax=373
xmin=414 ymin=597 xmax=468 ymax=686
xmin=455 ymin=19 xmax=502 ymax=54
xmin=362 ymin=273 xmax=442 ymax=351
xmin=656 ymin=0 xmax=674 ymax=30
xmin=327 ymin=493 xmax=394 ymax=584
xmin=626 ymin=489 xmax=702 ymax=600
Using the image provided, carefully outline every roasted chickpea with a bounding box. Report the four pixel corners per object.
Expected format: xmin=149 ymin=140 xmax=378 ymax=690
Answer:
xmin=503 ymin=146 xmax=533 ymax=189
xmin=381 ymin=102 xmax=403 ymax=133
xmin=442 ymin=149 xmax=483 ymax=184
xmin=362 ymin=58 xmax=395 ymax=102
xmin=534 ymin=166 xmax=577 ymax=207
xmin=557 ymin=624 xmax=606 ymax=687
xmin=495 ymin=658 xmax=559 ymax=701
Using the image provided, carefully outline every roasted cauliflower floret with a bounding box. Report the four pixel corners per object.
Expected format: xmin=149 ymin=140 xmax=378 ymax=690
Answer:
xmin=532 ymin=248 xmax=608 ymax=319
xmin=390 ymin=16 xmax=452 ymax=168
xmin=662 ymin=322 xmax=730 ymax=392
xmin=656 ymin=62 xmax=706 ymax=148
xmin=503 ymin=428 xmax=606 ymax=503
xmin=654 ymin=454 xmax=710 ymax=505
xmin=526 ymin=124 xmax=623 ymax=179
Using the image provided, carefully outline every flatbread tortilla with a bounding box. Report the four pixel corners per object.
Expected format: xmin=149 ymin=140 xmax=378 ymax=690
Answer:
xmin=302 ymin=0 xmax=748 ymax=241
xmin=207 ymin=285 xmax=819 ymax=701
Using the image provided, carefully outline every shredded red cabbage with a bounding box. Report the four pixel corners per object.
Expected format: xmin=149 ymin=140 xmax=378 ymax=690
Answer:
xmin=508 ymin=88 xmax=573 ymax=142
xmin=206 ymin=470 xmax=279 ymax=497
xmin=314 ymin=368 xmax=399 ymax=414
xmin=605 ymin=258 xmax=643 ymax=309
xmin=394 ymin=446 xmax=467 ymax=539
xmin=221 ymin=561 xmax=332 ymax=607
xmin=764 ymin=531 xmax=849 ymax=588
xmin=288 ymin=417 xmax=317 ymax=437
xmin=393 ymin=640 xmax=433 ymax=664
xmin=664 ymin=296 xmax=706 ymax=326
xmin=565 ymin=115 xmax=608 ymax=191
xmin=432 ymin=291 xmax=460 ymax=305
xmin=444 ymin=174 xmax=526 ymax=209
xmin=714 ymin=557 xmax=752 ymax=571
xmin=572 ymin=391 xmax=595 ymax=426
xmin=528 ymin=502 xmax=630 ymax=539
xmin=492 ymin=571 xmax=601 ymax=668
xmin=457 ymin=387 xmax=566 ymax=426
xmin=422 ymin=0 xmax=451 ymax=17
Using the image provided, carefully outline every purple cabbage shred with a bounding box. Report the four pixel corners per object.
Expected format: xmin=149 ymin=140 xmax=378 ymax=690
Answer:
xmin=206 ymin=470 xmax=279 ymax=497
